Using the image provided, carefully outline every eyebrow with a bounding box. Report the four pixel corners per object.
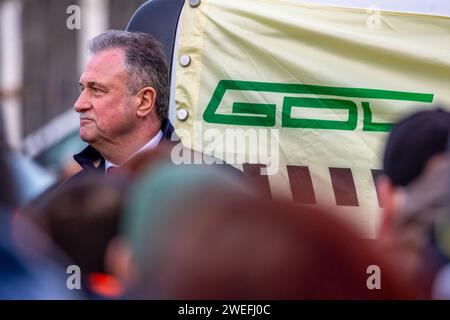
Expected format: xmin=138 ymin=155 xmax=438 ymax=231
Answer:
xmin=79 ymin=81 xmax=107 ymax=90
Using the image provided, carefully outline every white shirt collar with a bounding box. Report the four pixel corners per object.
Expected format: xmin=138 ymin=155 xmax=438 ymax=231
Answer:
xmin=105 ymin=130 xmax=163 ymax=173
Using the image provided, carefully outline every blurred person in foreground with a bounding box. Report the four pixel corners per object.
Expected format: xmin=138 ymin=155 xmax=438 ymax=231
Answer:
xmin=1 ymin=146 xmax=77 ymax=299
xmin=376 ymin=107 xmax=450 ymax=297
xmin=0 ymin=205 xmax=79 ymax=299
xmin=23 ymin=174 xmax=127 ymax=299
xmin=73 ymin=30 xmax=173 ymax=176
xmin=104 ymin=157 xmax=251 ymax=292
xmin=394 ymin=154 xmax=450 ymax=299
xmin=107 ymin=161 xmax=418 ymax=299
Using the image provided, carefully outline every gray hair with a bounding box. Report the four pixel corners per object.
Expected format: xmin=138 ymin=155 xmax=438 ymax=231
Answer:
xmin=89 ymin=30 xmax=169 ymax=120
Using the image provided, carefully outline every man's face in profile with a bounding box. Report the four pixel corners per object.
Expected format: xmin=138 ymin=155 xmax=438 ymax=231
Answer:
xmin=74 ymin=48 xmax=138 ymax=146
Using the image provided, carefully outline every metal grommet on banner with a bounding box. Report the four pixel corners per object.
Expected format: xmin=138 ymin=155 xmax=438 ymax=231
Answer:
xmin=189 ymin=0 xmax=201 ymax=8
xmin=180 ymin=54 xmax=191 ymax=67
xmin=177 ymin=108 xmax=189 ymax=121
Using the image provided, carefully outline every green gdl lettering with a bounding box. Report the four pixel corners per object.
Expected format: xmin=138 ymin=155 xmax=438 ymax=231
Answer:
xmin=203 ymin=80 xmax=434 ymax=132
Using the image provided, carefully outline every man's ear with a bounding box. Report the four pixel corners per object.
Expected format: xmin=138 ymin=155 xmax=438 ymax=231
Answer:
xmin=376 ymin=175 xmax=403 ymax=238
xmin=136 ymin=87 xmax=156 ymax=118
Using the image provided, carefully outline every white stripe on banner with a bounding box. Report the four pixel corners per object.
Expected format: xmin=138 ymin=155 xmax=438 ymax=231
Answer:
xmin=287 ymin=0 xmax=450 ymax=17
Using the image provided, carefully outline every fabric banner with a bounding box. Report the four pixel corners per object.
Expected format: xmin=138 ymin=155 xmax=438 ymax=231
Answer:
xmin=173 ymin=0 xmax=450 ymax=236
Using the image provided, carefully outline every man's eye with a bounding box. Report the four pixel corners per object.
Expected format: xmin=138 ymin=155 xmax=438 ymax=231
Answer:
xmin=92 ymin=87 xmax=104 ymax=95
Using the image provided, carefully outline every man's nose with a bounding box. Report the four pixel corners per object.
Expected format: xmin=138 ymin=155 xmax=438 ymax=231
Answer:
xmin=74 ymin=90 xmax=91 ymax=113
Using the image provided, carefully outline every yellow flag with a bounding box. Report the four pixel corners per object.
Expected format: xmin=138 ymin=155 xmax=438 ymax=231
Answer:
xmin=174 ymin=0 xmax=450 ymax=236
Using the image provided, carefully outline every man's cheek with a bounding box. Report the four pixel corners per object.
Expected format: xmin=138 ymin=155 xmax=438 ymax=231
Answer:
xmin=99 ymin=114 xmax=123 ymax=134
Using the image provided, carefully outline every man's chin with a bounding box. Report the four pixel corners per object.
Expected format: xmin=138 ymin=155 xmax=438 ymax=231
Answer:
xmin=79 ymin=129 xmax=97 ymax=144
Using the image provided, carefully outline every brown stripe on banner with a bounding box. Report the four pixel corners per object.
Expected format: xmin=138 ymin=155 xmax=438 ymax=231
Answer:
xmin=286 ymin=165 xmax=316 ymax=204
xmin=371 ymin=169 xmax=384 ymax=208
xmin=329 ymin=168 xmax=359 ymax=206
xmin=242 ymin=164 xmax=272 ymax=199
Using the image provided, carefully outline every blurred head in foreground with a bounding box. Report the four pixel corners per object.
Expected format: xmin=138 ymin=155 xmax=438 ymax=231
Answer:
xmin=110 ymin=160 xmax=417 ymax=299
xmin=24 ymin=174 xmax=127 ymax=298
xmin=378 ymin=108 xmax=450 ymax=235
xmin=377 ymin=107 xmax=450 ymax=296
xmin=106 ymin=160 xmax=248 ymax=289
xmin=137 ymin=197 xmax=419 ymax=299
xmin=396 ymin=155 xmax=450 ymax=299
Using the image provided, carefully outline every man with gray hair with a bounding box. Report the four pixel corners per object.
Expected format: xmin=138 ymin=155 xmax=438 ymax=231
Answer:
xmin=73 ymin=30 xmax=173 ymax=175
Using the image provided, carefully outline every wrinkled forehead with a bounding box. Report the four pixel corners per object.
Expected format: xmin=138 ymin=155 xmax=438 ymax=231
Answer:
xmin=80 ymin=48 xmax=128 ymax=84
